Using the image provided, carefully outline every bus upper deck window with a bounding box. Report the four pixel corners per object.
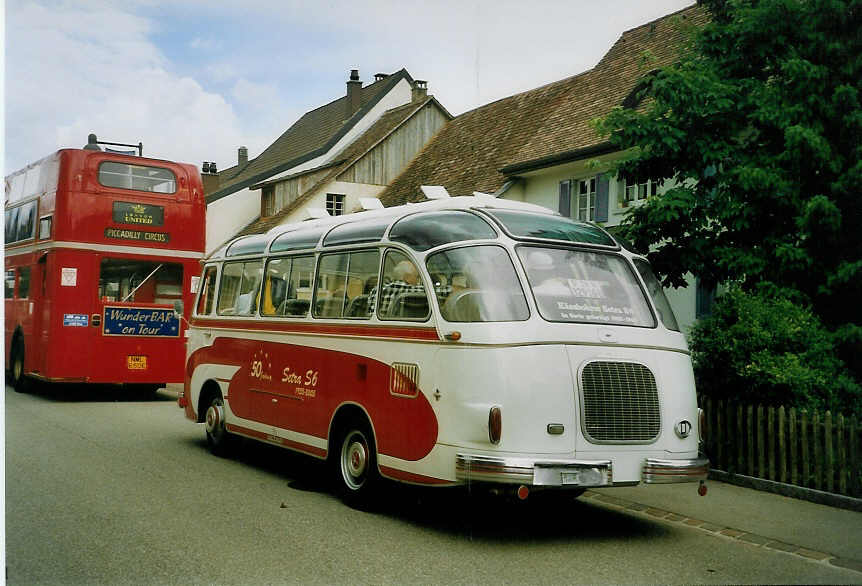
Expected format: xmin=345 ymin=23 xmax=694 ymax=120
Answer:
xmin=98 ymin=161 xmax=177 ymax=194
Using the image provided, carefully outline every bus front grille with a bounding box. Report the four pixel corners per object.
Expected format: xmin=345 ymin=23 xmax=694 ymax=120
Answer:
xmin=580 ymin=361 xmax=660 ymax=443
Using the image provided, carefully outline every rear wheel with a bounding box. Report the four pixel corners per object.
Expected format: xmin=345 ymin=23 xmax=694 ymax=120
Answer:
xmin=205 ymin=395 xmax=233 ymax=456
xmin=10 ymin=338 xmax=28 ymax=393
xmin=333 ymin=418 xmax=379 ymax=509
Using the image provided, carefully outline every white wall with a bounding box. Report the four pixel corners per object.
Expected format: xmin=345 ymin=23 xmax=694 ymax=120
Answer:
xmin=277 ymin=180 xmax=387 ymax=226
xmin=206 ymin=187 xmax=259 ymax=255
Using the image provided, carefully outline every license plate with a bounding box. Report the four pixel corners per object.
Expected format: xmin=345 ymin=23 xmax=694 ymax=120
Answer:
xmin=127 ymin=355 xmax=148 ymax=370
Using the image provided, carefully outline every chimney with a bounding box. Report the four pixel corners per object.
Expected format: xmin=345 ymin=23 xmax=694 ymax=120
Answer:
xmin=238 ymin=146 xmax=248 ymax=167
xmin=346 ymin=69 xmax=362 ymax=119
xmin=201 ymin=162 xmax=220 ymax=195
xmin=412 ymin=80 xmax=428 ymax=102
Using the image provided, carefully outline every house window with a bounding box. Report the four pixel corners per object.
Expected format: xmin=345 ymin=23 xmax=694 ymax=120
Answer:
xmin=576 ymin=178 xmax=596 ymax=221
xmin=623 ymin=178 xmax=658 ymax=206
xmin=695 ymin=278 xmax=716 ymax=319
xmin=262 ymin=185 xmax=275 ymax=217
xmin=326 ymin=193 xmax=345 ymax=217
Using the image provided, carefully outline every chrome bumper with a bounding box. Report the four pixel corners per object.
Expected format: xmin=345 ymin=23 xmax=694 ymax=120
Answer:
xmin=642 ymin=457 xmax=710 ymax=483
xmin=456 ymin=454 xmax=613 ymax=487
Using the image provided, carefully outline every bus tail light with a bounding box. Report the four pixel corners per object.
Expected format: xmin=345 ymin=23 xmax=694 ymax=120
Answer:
xmin=488 ymin=406 xmax=502 ymax=445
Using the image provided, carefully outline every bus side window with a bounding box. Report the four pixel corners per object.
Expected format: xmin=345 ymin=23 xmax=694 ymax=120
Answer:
xmin=18 ymin=267 xmax=31 ymax=299
xmin=263 ymin=255 xmax=315 ymax=317
xmin=5 ymin=269 xmax=15 ymax=299
xmin=196 ymin=266 xmax=218 ymax=316
xmin=376 ymin=251 xmax=429 ymax=320
xmin=217 ymin=261 xmax=262 ymax=316
xmin=314 ymin=250 xmax=378 ymax=319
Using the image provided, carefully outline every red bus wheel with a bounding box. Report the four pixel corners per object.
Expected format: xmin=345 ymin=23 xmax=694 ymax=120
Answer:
xmin=10 ymin=338 xmax=28 ymax=393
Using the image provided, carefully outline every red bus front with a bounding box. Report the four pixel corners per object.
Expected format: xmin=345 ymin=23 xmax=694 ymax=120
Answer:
xmin=5 ymin=146 xmax=205 ymax=390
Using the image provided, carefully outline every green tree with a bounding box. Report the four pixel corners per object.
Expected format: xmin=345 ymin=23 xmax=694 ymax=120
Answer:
xmin=598 ymin=0 xmax=862 ymax=377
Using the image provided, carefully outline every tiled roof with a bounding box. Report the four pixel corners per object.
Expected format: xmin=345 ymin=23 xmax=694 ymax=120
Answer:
xmin=233 ymin=97 xmax=449 ymax=237
xmin=207 ymin=69 xmax=415 ymax=204
xmin=379 ymin=4 xmax=706 ymax=206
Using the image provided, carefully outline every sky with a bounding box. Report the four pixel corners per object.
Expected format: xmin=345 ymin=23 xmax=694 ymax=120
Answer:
xmin=4 ymin=0 xmax=693 ymax=176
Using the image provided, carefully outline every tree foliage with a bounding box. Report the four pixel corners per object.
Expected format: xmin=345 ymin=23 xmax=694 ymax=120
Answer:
xmin=597 ymin=0 xmax=862 ymax=380
xmin=690 ymin=288 xmax=861 ymax=416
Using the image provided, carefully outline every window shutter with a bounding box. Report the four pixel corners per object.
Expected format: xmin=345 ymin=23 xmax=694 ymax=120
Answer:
xmin=558 ymin=180 xmax=571 ymax=217
xmin=595 ymin=174 xmax=609 ymax=222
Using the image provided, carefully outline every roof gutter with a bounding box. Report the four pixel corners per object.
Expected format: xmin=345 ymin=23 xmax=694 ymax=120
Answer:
xmin=500 ymin=141 xmax=616 ymax=176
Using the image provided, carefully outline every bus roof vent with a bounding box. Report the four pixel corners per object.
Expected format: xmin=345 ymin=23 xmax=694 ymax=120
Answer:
xmin=359 ymin=197 xmax=384 ymax=211
xmin=304 ymin=207 xmax=330 ymax=220
xmin=420 ymin=185 xmax=450 ymax=200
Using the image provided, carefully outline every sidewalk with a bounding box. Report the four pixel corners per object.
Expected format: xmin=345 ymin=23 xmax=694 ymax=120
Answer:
xmin=591 ymin=479 xmax=862 ymax=570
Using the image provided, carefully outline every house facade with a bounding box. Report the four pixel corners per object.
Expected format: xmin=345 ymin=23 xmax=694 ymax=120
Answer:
xmin=203 ymin=69 xmax=446 ymax=254
xmin=378 ymin=5 xmax=712 ymax=332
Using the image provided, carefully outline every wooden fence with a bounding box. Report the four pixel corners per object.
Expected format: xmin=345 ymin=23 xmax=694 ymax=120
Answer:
xmin=700 ymin=397 xmax=861 ymax=498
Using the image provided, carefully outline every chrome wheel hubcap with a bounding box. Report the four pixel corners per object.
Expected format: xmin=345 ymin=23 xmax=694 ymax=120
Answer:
xmin=205 ymin=402 xmax=223 ymax=435
xmin=341 ymin=431 xmax=368 ymax=490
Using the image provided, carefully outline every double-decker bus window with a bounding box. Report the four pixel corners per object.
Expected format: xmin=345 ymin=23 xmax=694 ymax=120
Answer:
xmin=314 ymin=250 xmax=379 ymax=319
xmin=263 ymin=255 xmax=315 ymax=317
xmin=5 ymin=207 xmax=20 ymax=242
xmin=196 ymin=266 xmax=218 ymax=316
xmin=217 ymin=261 xmax=262 ymax=316
xmin=98 ymin=161 xmax=177 ymax=194
xmin=428 ymin=245 xmax=529 ymax=322
xmin=5 ymin=270 xmax=15 ymax=298
xmin=375 ymin=251 xmax=430 ymax=320
xmin=98 ymin=258 xmax=183 ymax=304
xmin=39 ymin=216 xmax=52 ymax=240
xmin=18 ymin=268 xmax=31 ymax=299
xmin=16 ymin=201 xmax=36 ymax=242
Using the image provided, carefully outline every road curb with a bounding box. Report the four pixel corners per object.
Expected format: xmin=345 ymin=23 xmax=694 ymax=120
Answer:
xmin=582 ymin=490 xmax=862 ymax=574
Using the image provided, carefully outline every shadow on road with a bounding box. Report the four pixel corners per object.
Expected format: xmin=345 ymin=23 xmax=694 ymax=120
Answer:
xmin=11 ymin=380 xmax=176 ymax=403
xmin=182 ymin=430 xmax=670 ymax=544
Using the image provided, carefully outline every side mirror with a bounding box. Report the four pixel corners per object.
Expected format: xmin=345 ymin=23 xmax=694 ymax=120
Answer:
xmin=173 ymin=299 xmax=184 ymax=319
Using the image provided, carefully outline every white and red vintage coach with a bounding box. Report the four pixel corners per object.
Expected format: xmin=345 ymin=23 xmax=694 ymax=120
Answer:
xmin=180 ymin=191 xmax=708 ymax=507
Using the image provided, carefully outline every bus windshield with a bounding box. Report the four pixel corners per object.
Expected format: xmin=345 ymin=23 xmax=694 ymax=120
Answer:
xmin=517 ymin=246 xmax=656 ymax=327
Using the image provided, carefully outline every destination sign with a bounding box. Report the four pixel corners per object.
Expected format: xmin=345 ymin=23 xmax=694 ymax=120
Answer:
xmin=104 ymin=228 xmax=170 ymax=243
xmin=102 ymin=306 xmax=180 ymax=337
xmin=113 ymin=201 xmax=164 ymax=226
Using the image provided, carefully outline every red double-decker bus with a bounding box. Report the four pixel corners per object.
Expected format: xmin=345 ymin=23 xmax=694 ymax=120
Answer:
xmin=5 ymin=135 xmax=205 ymax=393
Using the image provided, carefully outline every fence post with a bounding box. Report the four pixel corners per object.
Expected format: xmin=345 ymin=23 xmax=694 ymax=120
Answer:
xmin=838 ymin=414 xmax=846 ymax=495
xmin=779 ymin=406 xmax=786 ymax=484
xmin=851 ymin=416 xmax=859 ymax=497
xmin=758 ymin=405 xmax=766 ymax=479
xmin=789 ymin=408 xmax=797 ymax=487
xmin=801 ymin=410 xmax=810 ymax=488
xmin=768 ymin=406 xmax=776 ymax=481
xmin=747 ymin=404 xmax=755 ymax=477
xmin=825 ymin=411 xmax=833 ymax=493
xmin=813 ymin=410 xmax=822 ymax=491
xmin=737 ymin=402 xmax=744 ymax=475
xmin=717 ymin=400 xmax=724 ymax=471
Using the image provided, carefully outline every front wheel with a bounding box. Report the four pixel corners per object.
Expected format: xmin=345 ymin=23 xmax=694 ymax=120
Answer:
xmin=205 ymin=395 xmax=233 ymax=456
xmin=333 ymin=419 xmax=379 ymax=509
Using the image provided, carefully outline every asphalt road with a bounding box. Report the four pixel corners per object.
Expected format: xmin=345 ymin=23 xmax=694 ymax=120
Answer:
xmin=5 ymin=382 xmax=861 ymax=585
